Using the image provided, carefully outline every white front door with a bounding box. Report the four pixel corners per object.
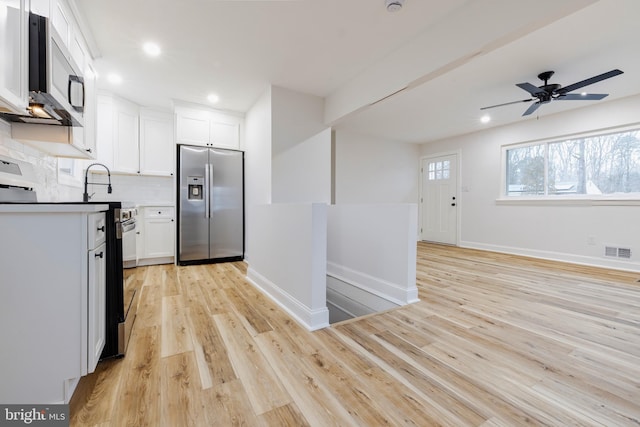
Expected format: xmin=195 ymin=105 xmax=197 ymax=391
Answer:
xmin=421 ymin=154 xmax=458 ymax=245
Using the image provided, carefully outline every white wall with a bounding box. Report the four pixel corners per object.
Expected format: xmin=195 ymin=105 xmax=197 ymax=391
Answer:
xmin=272 ymin=128 xmax=332 ymax=203
xmin=244 ymin=87 xmax=273 ymax=263
xmin=246 ymin=203 xmax=329 ymax=330
xmin=421 ymin=94 xmax=640 ymax=272
xmin=0 ymin=122 xmax=81 ymax=201
xmin=327 ymin=203 xmax=419 ymax=308
xmin=271 ymin=86 xmax=325 ymax=155
xmin=334 ymin=129 xmax=420 ymax=203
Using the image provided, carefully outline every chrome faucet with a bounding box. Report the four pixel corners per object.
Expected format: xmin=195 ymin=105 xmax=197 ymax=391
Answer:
xmin=83 ymin=163 xmax=113 ymax=202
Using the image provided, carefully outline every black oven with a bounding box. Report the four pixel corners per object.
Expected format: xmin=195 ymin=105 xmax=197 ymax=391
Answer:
xmin=101 ymin=202 xmax=124 ymax=358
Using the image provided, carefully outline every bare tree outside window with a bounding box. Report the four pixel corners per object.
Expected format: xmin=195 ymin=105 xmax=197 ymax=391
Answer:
xmin=506 ymin=128 xmax=640 ymax=197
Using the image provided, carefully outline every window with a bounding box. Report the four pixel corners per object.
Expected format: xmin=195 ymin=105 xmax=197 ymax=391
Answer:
xmin=57 ymin=158 xmax=83 ymax=187
xmin=428 ymin=160 xmax=450 ymax=181
xmin=505 ymin=128 xmax=640 ymax=197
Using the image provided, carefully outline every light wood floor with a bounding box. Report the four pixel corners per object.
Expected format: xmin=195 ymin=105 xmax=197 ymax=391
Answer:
xmin=70 ymin=243 xmax=640 ymax=426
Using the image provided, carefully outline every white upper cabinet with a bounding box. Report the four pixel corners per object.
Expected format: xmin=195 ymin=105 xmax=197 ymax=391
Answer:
xmin=97 ymin=92 xmax=175 ymax=176
xmin=175 ymin=104 xmax=242 ymax=150
xmin=82 ymin=60 xmax=97 ymax=156
xmin=113 ymin=96 xmax=140 ymax=174
xmin=50 ymin=0 xmax=69 ymax=45
xmin=176 ymin=111 xmax=209 ymax=146
xmin=139 ymin=109 xmax=174 ymax=176
xmin=0 ymin=0 xmax=29 ymax=114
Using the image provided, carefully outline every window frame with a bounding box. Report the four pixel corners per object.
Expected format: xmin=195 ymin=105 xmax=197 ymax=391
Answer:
xmin=57 ymin=158 xmax=84 ymax=188
xmin=498 ymin=123 xmax=640 ymax=206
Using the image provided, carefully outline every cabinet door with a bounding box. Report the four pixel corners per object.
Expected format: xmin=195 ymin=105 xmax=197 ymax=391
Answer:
xmin=140 ymin=111 xmax=174 ymax=176
xmin=87 ymin=241 xmax=106 ymax=374
xmin=0 ymin=0 xmax=28 ymax=113
xmin=176 ymin=113 xmax=209 ymax=147
xmin=143 ymin=217 xmax=175 ymax=258
xmin=51 ymin=0 xmax=70 ymax=48
xmin=113 ymin=98 xmax=140 ymax=173
xmin=210 ymin=120 xmax=240 ymax=150
xmin=96 ymin=94 xmax=114 ymax=168
xmin=82 ymin=61 xmax=98 ymax=158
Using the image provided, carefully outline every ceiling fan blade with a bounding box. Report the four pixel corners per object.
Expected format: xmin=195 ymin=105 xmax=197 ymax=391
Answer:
xmin=480 ymin=98 xmax=533 ymax=110
xmin=558 ymin=69 xmax=623 ymax=94
xmin=516 ymin=82 xmax=546 ymax=96
xmin=556 ymin=93 xmax=609 ymax=101
xmin=522 ymin=102 xmax=541 ymax=116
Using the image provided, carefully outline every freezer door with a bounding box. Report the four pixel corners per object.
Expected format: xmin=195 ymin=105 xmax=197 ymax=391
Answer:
xmin=209 ymin=148 xmax=244 ymax=259
xmin=178 ymin=145 xmax=210 ymax=262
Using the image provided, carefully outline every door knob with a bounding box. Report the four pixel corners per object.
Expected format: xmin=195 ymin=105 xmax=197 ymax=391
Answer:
xmin=451 ymin=203 xmax=456 ymax=206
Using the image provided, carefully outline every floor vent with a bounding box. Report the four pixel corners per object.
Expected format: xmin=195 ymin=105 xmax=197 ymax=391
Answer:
xmin=604 ymin=246 xmax=632 ymax=259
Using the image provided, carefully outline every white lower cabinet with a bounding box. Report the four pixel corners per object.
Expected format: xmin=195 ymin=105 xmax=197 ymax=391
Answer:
xmin=87 ymin=213 xmax=106 ymax=374
xmin=137 ymin=205 xmax=175 ymax=265
xmin=0 ymin=205 xmax=108 ymax=404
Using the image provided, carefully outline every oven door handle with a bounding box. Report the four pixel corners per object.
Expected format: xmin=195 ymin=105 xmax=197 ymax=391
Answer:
xmin=122 ymin=221 xmax=136 ymax=233
xmin=115 ymin=221 xmax=123 ymax=239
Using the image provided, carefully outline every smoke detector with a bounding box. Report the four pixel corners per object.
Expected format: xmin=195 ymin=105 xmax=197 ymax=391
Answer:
xmin=386 ymin=0 xmax=404 ymax=12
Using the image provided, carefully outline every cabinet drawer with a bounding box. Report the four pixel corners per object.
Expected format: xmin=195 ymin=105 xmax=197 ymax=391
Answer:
xmin=144 ymin=206 xmax=174 ymax=219
xmin=88 ymin=212 xmax=106 ymax=249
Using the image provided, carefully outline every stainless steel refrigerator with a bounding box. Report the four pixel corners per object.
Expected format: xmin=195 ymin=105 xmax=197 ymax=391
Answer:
xmin=177 ymin=145 xmax=244 ymax=265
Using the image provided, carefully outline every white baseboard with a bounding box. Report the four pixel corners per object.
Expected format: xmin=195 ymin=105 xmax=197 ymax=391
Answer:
xmin=245 ymin=267 xmax=329 ymax=331
xmin=137 ymin=256 xmax=174 ymax=266
xmin=326 ymin=262 xmax=419 ymax=306
xmin=460 ymin=240 xmax=640 ymax=272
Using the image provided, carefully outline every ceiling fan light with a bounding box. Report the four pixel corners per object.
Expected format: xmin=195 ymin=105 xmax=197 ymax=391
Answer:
xmin=385 ymin=0 xmax=404 ymax=12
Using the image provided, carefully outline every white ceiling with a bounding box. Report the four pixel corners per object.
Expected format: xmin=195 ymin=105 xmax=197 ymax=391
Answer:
xmin=73 ymin=0 xmax=640 ymax=144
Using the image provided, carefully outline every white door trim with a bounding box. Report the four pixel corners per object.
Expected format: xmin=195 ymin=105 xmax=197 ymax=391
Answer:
xmin=419 ymin=150 xmax=461 ymax=245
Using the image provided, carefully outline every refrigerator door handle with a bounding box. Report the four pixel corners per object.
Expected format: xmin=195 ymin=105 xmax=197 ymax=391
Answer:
xmin=204 ymin=163 xmax=211 ymax=218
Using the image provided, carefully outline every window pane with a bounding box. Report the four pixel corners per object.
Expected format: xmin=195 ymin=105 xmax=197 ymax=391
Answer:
xmin=548 ymin=131 xmax=640 ymax=195
xmin=506 ymin=144 xmax=546 ymax=196
xmin=586 ymin=131 xmax=640 ymax=194
xmin=505 ymin=128 xmax=640 ymax=198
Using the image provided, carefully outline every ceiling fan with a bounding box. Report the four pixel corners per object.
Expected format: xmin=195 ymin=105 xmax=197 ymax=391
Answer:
xmin=481 ymin=69 xmax=624 ymax=116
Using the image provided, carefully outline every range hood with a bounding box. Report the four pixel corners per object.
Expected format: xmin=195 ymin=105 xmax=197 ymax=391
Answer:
xmin=0 ymin=12 xmax=84 ymax=128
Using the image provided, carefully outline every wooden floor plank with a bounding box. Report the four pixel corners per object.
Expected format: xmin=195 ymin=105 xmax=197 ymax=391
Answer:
xmin=213 ymin=311 xmax=291 ymax=415
xmin=160 ymin=294 xmax=194 ymax=357
xmin=70 ymin=243 xmax=640 ymax=427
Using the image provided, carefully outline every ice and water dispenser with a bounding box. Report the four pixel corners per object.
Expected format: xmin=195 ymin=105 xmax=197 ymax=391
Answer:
xmin=187 ymin=176 xmax=204 ymax=200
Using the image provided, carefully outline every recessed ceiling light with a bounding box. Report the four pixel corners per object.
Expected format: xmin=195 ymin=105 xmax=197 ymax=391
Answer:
xmin=143 ymin=42 xmax=161 ymax=57
xmin=480 ymin=114 xmax=491 ymax=124
xmin=107 ymin=73 xmax=122 ymax=85
xmin=581 ymin=92 xmax=587 ymax=96
xmin=207 ymin=93 xmax=220 ymax=104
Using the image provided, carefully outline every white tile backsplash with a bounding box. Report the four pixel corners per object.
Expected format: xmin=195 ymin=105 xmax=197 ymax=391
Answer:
xmin=88 ymin=173 xmax=174 ymax=205
xmin=1 ymin=121 xmax=174 ymax=204
xmin=0 ymin=122 xmax=81 ymax=202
